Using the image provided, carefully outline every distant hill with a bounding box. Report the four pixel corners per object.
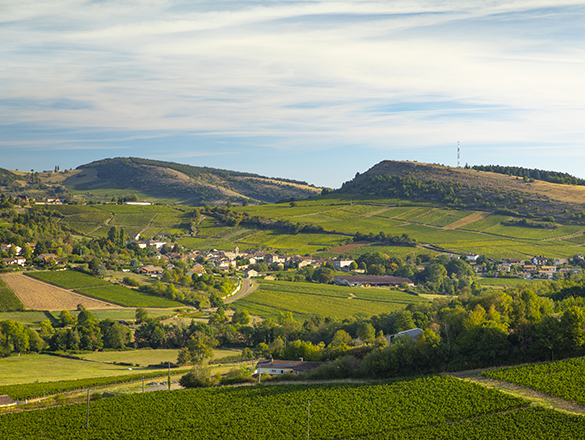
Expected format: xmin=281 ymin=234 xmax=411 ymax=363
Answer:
xmin=335 ymin=160 xmax=585 ymax=224
xmin=0 ymin=168 xmax=18 ymax=187
xmin=66 ymin=157 xmax=321 ymax=205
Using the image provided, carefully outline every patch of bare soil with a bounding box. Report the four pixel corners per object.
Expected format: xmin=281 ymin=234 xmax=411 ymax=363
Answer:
xmin=329 ymin=241 xmax=368 ymax=253
xmin=443 ymin=211 xmax=491 ymax=230
xmin=0 ymin=273 xmax=120 ymax=311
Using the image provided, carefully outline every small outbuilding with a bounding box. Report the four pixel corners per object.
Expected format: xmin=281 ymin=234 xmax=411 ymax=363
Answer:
xmin=386 ymin=328 xmax=424 ymax=344
xmin=0 ymin=395 xmax=17 ymax=408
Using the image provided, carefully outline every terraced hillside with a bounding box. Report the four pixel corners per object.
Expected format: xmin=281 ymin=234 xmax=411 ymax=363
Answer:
xmin=48 ymin=194 xmax=585 ymax=260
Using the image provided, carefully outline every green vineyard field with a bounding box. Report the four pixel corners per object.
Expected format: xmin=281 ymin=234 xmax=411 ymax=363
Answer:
xmin=483 ymin=357 xmax=585 ymax=406
xmin=0 ymin=376 xmax=534 ymax=439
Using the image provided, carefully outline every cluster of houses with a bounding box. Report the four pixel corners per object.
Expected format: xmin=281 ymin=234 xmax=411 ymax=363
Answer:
xmin=466 ymin=253 xmax=582 ymax=279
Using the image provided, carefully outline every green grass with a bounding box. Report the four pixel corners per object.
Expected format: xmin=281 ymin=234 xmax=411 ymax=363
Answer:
xmin=27 ymin=271 xmax=111 ymax=289
xmin=0 ymin=311 xmax=54 ymax=326
xmin=77 ymin=348 xmax=241 ymax=366
xmin=75 ymin=285 xmax=183 ymax=308
xmin=0 ymin=353 xmax=171 ymax=386
xmin=0 ymin=278 xmax=25 ymax=311
xmin=235 ymin=280 xmax=426 ymax=320
xmin=45 ymin=308 xmax=176 ymax=323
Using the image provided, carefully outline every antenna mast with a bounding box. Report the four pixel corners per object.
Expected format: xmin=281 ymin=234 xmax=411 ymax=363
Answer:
xmin=457 ymin=141 xmax=460 ymax=168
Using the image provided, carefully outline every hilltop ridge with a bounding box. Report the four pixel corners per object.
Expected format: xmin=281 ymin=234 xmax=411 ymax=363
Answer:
xmin=66 ymin=157 xmax=321 ymax=205
xmin=335 ymin=160 xmax=585 ymax=224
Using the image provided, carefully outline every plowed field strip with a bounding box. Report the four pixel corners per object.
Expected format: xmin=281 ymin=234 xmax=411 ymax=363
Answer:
xmin=0 ymin=273 xmax=120 ymax=311
xmin=443 ymin=211 xmax=491 ymax=230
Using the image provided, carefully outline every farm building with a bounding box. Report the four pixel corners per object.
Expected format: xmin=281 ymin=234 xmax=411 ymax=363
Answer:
xmin=333 ymin=275 xmax=414 ymax=287
xmin=0 ymin=395 xmax=16 ymax=408
xmin=137 ymin=265 xmax=164 ymax=276
xmin=386 ymin=328 xmax=424 ymax=344
xmin=255 ymin=358 xmax=328 ymax=376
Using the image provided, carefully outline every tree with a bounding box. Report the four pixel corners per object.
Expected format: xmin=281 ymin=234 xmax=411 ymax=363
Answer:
xmin=179 ymin=364 xmax=215 ymax=388
xmin=1 ymin=320 xmax=30 ymax=354
xmin=357 ymin=323 xmax=376 ymax=344
xmin=135 ymin=308 xmax=149 ymax=324
xmin=313 ymin=267 xmax=334 ymax=284
xmin=232 ymin=309 xmax=250 ymax=326
xmin=560 ymin=306 xmax=585 ymax=355
xmin=426 ymin=263 xmax=447 ymax=284
xmin=330 ymin=330 xmax=352 ymax=347
xmin=177 ymin=332 xmax=217 ymax=366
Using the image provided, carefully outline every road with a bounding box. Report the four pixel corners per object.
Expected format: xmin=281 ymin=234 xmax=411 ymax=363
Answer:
xmin=225 ymin=278 xmax=255 ymax=304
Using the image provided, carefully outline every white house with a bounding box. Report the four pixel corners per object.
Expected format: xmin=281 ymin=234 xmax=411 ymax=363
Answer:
xmin=255 ymin=358 xmax=328 ymax=376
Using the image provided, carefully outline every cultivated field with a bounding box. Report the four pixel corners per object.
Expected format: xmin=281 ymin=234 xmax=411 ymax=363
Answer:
xmin=483 ymin=357 xmax=585 ymax=407
xmin=0 ymin=273 xmax=119 ymax=311
xmin=235 ymin=280 xmax=426 ymax=320
xmin=6 ymin=376 xmax=585 ymax=439
xmin=0 ymin=278 xmax=24 ymax=311
xmin=45 ymin=194 xmax=585 ymax=260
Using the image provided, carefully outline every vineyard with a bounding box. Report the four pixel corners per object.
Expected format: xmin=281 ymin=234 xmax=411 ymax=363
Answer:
xmin=0 ymin=278 xmax=24 ymax=311
xmin=74 ymin=285 xmax=183 ymax=308
xmin=235 ymin=280 xmax=426 ymax=320
xmin=40 ymin=195 xmax=585 ymax=259
xmin=0 ymin=376 xmax=542 ymax=439
xmin=483 ymin=357 xmax=585 ymax=406
xmin=27 ymin=271 xmax=111 ymax=289
xmin=25 ymin=271 xmax=182 ymax=308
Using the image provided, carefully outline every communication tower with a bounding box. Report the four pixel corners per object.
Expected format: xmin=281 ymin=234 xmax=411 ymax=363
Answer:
xmin=457 ymin=141 xmax=460 ymax=168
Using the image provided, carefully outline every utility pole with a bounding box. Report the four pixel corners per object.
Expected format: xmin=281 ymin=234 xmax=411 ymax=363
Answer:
xmin=142 ymin=376 xmax=145 ymax=393
xmin=307 ymin=401 xmax=311 ymax=440
xmin=86 ymin=390 xmax=90 ymax=430
xmin=168 ymin=361 xmax=171 ymax=390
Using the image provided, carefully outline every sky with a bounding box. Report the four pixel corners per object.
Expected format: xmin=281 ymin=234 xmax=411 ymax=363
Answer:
xmin=1 ymin=0 xmax=585 ymax=188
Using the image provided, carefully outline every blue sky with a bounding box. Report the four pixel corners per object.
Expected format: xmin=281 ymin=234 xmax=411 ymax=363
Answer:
xmin=2 ymin=0 xmax=585 ymax=188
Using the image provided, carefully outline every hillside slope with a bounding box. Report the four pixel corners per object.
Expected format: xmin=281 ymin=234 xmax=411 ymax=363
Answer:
xmin=65 ymin=157 xmax=321 ymax=205
xmin=336 ymin=161 xmax=585 ymax=224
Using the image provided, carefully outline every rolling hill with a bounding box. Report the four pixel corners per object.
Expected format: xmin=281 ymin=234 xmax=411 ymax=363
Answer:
xmin=335 ymin=160 xmax=585 ymax=224
xmin=63 ymin=157 xmax=321 ymax=205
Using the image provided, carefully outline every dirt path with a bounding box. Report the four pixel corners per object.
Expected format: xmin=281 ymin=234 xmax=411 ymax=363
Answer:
xmin=443 ymin=211 xmax=491 ymax=230
xmin=446 ymin=370 xmax=585 ymax=416
xmin=0 ymin=273 xmax=120 ymax=311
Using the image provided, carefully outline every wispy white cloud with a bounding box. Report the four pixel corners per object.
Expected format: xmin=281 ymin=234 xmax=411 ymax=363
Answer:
xmin=1 ymin=0 xmax=585 ymax=183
